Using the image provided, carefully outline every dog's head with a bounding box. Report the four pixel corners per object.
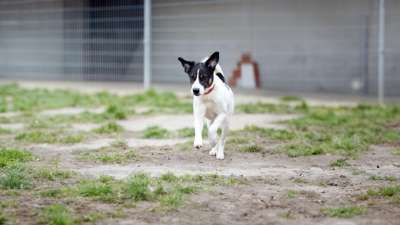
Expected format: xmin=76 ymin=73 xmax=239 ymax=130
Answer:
xmin=178 ymin=51 xmax=219 ymax=96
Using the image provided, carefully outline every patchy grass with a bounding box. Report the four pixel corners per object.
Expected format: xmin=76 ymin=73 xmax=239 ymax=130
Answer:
xmin=78 ymin=180 xmax=114 ymax=202
xmin=40 ymin=204 xmax=74 ymax=225
xmin=0 ymin=211 xmax=6 ymax=225
xmin=0 ymin=148 xmax=33 ymax=168
xmin=287 ymin=190 xmax=297 ymax=199
xmin=285 ymin=105 xmax=400 ymax=157
xmin=33 ymin=167 xmax=73 ymax=181
xmin=94 ymin=121 xmax=124 ymax=134
xmin=239 ymin=144 xmax=262 ymax=153
xmin=143 ymin=126 xmax=170 ymax=139
xmin=124 ymin=173 xmax=152 ymax=201
xmin=0 ymin=84 xmax=191 ymax=120
xmin=0 ymin=128 xmax=12 ymax=135
xmin=176 ymin=128 xmax=195 ymax=138
xmin=330 ymin=158 xmax=350 ymax=167
xmin=236 ymin=101 xmax=307 ymax=114
xmin=76 ymin=146 xmax=137 ymax=164
xmin=280 ymin=96 xmax=305 ymax=102
xmin=243 ymin=126 xmax=295 ymax=141
xmin=240 ymin=104 xmax=400 ymax=157
xmin=15 ymin=130 xmax=85 ymax=144
xmin=369 ymin=175 xmax=397 ymax=182
xmin=0 ymin=164 xmax=32 ymax=189
xmin=105 ymin=104 xmax=128 ymax=120
xmin=322 ymin=206 xmax=365 ymax=218
xmin=367 ymin=185 xmax=400 ymax=203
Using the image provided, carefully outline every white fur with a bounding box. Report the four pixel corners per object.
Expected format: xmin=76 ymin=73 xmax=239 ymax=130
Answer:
xmin=192 ymin=59 xmax=234 ymax=160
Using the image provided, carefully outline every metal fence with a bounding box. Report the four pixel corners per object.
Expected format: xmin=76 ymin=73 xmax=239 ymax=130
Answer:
xmin=0 ymin=0 xmax=144 ymax=81
xmin=0 ymin=0 xmax=399 ymax=99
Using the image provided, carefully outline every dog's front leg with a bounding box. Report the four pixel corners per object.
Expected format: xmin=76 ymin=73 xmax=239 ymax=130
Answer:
xmin=193 ymin=99 xmax=205 ymax=149
xmin=208 ymin=113 xmax=227 ymax=159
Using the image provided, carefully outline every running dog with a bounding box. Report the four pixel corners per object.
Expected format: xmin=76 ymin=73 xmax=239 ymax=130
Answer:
xmin=178 ymin=51 xmax=234 ymax=160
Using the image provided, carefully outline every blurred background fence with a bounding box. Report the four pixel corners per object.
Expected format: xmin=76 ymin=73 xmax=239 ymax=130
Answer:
xmin=0 ymin=0 xmax=399 ymax=97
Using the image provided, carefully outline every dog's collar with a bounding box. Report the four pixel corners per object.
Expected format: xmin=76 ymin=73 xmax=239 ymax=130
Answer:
xmin=204 ymin=84 xmax=215 ymax=95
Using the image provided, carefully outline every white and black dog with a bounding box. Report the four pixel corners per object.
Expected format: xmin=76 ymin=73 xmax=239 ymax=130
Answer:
xmin=178 ymin=51 xmax=234 ymax=160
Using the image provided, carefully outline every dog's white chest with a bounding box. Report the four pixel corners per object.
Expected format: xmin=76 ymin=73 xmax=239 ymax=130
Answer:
xmin=203 ymin=99 xmax=218 ymax=120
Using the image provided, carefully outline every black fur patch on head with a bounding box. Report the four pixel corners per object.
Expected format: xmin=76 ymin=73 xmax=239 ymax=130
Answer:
xmin=178 ymin=51 xmax=220 ymax=89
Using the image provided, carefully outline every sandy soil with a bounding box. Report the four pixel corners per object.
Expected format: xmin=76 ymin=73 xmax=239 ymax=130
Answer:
xmin=1 ymin=106 xmax=399 ymax=225
xmin=27 ymin=138 xmax=400 ymax=225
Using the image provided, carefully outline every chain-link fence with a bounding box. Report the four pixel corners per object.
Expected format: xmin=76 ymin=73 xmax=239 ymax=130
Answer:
xmin=0 ymin=0 xmax=399 ymax=97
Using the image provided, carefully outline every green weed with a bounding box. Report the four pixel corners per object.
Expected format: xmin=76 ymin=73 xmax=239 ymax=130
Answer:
xmin=369 ymin=175 xmax=397 ymax=182
xmin=124 ymin=173 xmax=152 ymax=201
xmin=239 ymin=144 xmax=262 ymax=153
xmin=0 ymin=148 xmax=33 ymax=168
xmin=40 ymin=204 xmax=74 ymax=225
xmin=330 ymin=159 xmax=350 ymax=167
xmin=143 ymin=126 xmax=170 ymax=139
xmin=15 ymin=130 xmax=84 ymax=144
xmin=94 ymin=122 xmax=124 ymax=134
xmin=0 ymin=164 xmax=32 ymax=189
xmin=322 ymin=206 xmax=365 ymax=218
xmin=77 ymin=147 xmax=137 ymax=164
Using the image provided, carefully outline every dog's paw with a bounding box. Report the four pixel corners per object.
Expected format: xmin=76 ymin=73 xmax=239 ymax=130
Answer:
xmin=216 ymin=152 xmax=224 ymax=160
xmin=193 ymin=140 xmax=203 ymax=149
xmin=209 ymin=147 xmax=217 ymax=156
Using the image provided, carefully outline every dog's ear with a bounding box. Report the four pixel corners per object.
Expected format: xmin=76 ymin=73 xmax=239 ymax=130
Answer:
xmin=205 ymin=51 xmax=219 ymax=71
xmin=178 ymin=57 xmax=194 ymax=73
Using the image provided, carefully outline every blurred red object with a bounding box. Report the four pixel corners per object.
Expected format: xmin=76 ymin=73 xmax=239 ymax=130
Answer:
xmin=229 ymin=53 xmax=261 ymax=89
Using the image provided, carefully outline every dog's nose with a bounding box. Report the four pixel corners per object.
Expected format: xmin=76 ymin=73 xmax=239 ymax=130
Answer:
xmin=192 ymin=88 xmax=200 ymax=96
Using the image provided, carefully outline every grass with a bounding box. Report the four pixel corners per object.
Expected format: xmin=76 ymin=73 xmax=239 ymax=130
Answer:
xmin=33 ymin=167 xmax=73 ymax=181
xmin=239 ymin=144 xmax=262 ymax=153
xmin=280 ymin=96 xmax=305 ymax=102
xmin=0 ymin=148 xmax=33 ymax=168
xmin=0 ymin=128 xmax=11 ymax=135
xmin=143 ymin=126 xmax=170 ymax=139
xmin=367 ymin=185 xmax=400 ymax=202
xmin=369 ymin=175 xmax=397 ymax=182
xmin=236 ymin=101 xmax=307 ymax=114
xmin=0 ymin=164 xmax=32 ymax=189
xmin=322 ymin=206 xmax=365 ymax=218
xmin=243 ymin=126 xmax=295 ymax=141
xmin=330 ymin=158 xmax=350 ymax=167
xmin=15 ymin=130 xmax=85 ymax=144
xmin=77 ymin=147 xmax=137 ymax=164
xmin=287 ymin=190 xmax=297 ymax=199
xmin=239 ymin=104 xmax=400 ymax=157
xmin=78 ymin=180 xmax=114 ymax=201
xmin=0 ymin=212 xmax=6 ymax=225
xmin=40 ymin=204 xmax=74 ymax=225
xmin=124 ymin=173 xmax=152 ymax=201
xmin=94 ymin=121 xmax=124 ymax=134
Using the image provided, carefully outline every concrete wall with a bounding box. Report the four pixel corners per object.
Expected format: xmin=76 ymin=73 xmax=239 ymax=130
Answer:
xmin=152 ymin=0 xmax=400 ymax=95
xmin=0 ymin=0 xmax=65 ymax=79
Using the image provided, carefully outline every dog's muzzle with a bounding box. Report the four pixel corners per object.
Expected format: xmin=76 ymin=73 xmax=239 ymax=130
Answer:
xmin=192 ymin=88 xmax=200 ymax=96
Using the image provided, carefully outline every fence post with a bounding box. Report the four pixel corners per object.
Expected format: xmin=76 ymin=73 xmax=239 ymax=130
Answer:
xmin=143 ymin=0 xmax=152 ymax=90
xmin=378 ymin=0 xmax=385 ymax=105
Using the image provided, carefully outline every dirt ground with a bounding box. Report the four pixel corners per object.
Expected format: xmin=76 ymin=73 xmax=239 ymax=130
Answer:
xmin=0 ymin=82 xmax=399 ymax=225
xmin=8 ymin=110 xmax=397 ymax=225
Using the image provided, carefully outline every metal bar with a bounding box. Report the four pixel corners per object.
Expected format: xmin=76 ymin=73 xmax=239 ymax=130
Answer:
xmin=143 ymin=0 xmax=152 ymax=90
xmin=378 ymin=0 xmax=385 ymax=105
